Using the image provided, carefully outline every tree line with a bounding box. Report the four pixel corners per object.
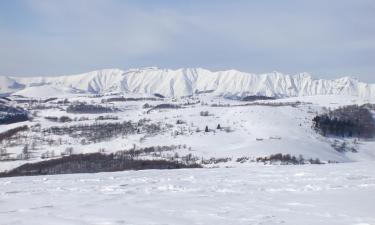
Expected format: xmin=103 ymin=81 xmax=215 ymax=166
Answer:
xmin=0 ymin=151 xmax=202 ymax=177
xmin=313 ymin=105 xmax=375 ymax=138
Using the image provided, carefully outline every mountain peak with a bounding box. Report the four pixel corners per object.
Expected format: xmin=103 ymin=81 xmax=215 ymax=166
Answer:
xmin=1 ymin=68 xmax=374 ymax=98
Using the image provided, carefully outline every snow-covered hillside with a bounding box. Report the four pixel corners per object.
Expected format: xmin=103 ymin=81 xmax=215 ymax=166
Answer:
xmin=1 ymin=92 xmax=375 ymax=172
xmin=1 ymin=162 xmax=374 ymax=225
xmin=1 ymin=67 xmax=375 ymax=98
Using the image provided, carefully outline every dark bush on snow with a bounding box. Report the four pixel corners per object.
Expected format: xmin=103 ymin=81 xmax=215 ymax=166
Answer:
xmin=241 ymin=95 xmax=276 ymax=101
xmin=102 ymin=97 xmax=158 ymax=103
xmin=67 ymin=103 xmax=116 ymax=114
xmin=147 ymin=104 xmax=181 ymax=113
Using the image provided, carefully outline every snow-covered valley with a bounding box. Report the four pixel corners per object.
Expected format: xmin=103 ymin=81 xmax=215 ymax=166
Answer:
xmin=1 ymin=92 xmax=375 ymax=172
xmin=1 ymin=68 xmax=375 ymax=224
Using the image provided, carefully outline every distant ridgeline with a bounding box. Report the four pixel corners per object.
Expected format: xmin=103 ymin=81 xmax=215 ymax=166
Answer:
xmin=313 ymin=104 xmax=375 ymax=138
xmin=2 ymin=68 xmax=375 ymax=98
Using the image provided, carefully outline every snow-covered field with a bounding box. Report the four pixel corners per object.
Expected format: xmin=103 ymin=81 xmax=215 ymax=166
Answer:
xmin=1 ymin=162 xmax=374 ymax=225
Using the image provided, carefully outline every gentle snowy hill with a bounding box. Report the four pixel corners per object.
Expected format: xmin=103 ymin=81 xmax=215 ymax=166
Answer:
xmin=14 ymin=85 xmax=85 ymax=98
xmin=0 ymin=76 xmax=25 ymax=96
xmin=1 ymin=67 xmax=375 ymax=98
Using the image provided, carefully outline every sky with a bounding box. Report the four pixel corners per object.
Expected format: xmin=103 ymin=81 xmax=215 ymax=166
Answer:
xmin=0 ymin=0 xmax=374 ymax=82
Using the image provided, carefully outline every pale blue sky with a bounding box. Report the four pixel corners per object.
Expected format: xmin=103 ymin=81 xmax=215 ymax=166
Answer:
xmin=0 ymin=0 xmax=374 ymax=82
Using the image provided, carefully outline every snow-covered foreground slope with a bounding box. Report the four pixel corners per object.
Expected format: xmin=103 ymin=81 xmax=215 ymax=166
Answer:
xmin=1 ymin=163 xmax=374 ymax=225
xmin=1 ymin=67 xmax=375 ymax=98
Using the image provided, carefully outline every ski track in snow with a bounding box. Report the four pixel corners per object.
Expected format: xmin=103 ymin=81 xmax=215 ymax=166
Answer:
xmin=0 ymin=162 xmax=374 ymax=225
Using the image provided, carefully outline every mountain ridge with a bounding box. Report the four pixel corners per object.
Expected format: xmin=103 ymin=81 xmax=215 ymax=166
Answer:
xmin=1 ymin=67 xmax=375 ymax=98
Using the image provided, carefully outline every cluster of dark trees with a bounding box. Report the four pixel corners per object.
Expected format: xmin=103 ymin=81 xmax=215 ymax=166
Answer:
xmin=194 ymin=89 xmax=214 ymax=95
xmin=202 ymin=124 xmax=221 ymax=133
xmin=117 ymin=145 xmax=181 ymax=159
xmin=210 ymin=101 xmax=300 ymax=108
xmin=0 ymin=113 xmax=29 ymax=125
xmin=331 ymin=140 xmax=357 ymax=153
xmin=42 ymin=120 xmax=163 ymax=143
xmin=0 ymin=97 xmax=11 ymax=102
xmin=43 ymin=121 xmax=137 ymax=142
xmin=95 ymin=115 xmax=119 ymax=121
xmin=176 ymin=119 xmax=186 ymax=124
xmin=13 ymin=99 xmax=37 ymax=104
xmin=67 ymin=103 xmax=117 ymax=114
xmin=0 ymin=125 xmax=29 ymax=143
xmin=30 ymin=104 xmax=58 ymax=110
xmin=42 ymin=97 xmax=58 ymax=103
xmin=256 ymin=153 xmax=322 ymax=164
xmin=183 ymin=101 xmax=200 ymax=106
xmin=101 ymin=97 xmax=158 ymax=103
xmin=0 ymin=104 xmax=29 ymax=125
xmin=45 ymin=116 xmax=73 ymax=123
xmin=147 ymin=104 xmax=181 ymax=113
xmin=241 ymin=95 xmax=276 ymax=101
xmin=200 ymin=111 xmax=210 ymax=116
xmin=243 ymin=102 xmax=301 ymax=107
xmin=0 ymin=152 xmax=202 ymax=177
xmin=56 ymin=99 xmax=70 ymax=104
xmin=313 ymin=105 xmax=375 ymax=138
xmin=0 ymin=147 xmax=11 ymax=161
xmin=201 ymin=157 xmax=232 ymax=164
xmin=153 ymin=93 xmax=165 ymax=98
xmin=236 ymin=156 xmax=251 ymax=163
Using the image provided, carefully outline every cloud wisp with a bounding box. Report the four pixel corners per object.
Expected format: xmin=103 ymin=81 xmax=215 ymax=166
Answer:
xmin=0 ymin=0 xmax=374 ymax=82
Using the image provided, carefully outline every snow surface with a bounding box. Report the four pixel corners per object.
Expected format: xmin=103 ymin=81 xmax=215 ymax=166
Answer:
xmin=13 ymin=85 xmax=85 ymax=98
xmin=1 ymin=162 xmax=374 ymax=225
xmin=2 ymin=67 xmax=375 ymax=98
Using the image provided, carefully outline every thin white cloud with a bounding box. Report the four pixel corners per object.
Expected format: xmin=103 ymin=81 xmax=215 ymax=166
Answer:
xmin=0 ymin=0 xmax=374 ymax=81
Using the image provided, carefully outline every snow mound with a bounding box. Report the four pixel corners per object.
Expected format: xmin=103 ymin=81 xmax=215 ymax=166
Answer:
xmin=13 ymin=85 xmax=85 ymax=98
xmin=0 ymin=76 xmax=25 ymax=95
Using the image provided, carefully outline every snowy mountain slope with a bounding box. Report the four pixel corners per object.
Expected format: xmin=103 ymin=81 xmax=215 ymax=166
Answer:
xmin=1 ymin=67 xmax=375 ymax=98
xmin=12 ymin=69 xmax=124 ymax=96
xmin=14 ymin=85 xmax=86 ymax=98
xmin=0 ymin=76 xmax=25 ymax=95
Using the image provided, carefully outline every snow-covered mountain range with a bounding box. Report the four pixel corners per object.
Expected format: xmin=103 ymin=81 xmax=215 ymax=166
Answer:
xmin=1 ymin=67 xmax=375 ymax=98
